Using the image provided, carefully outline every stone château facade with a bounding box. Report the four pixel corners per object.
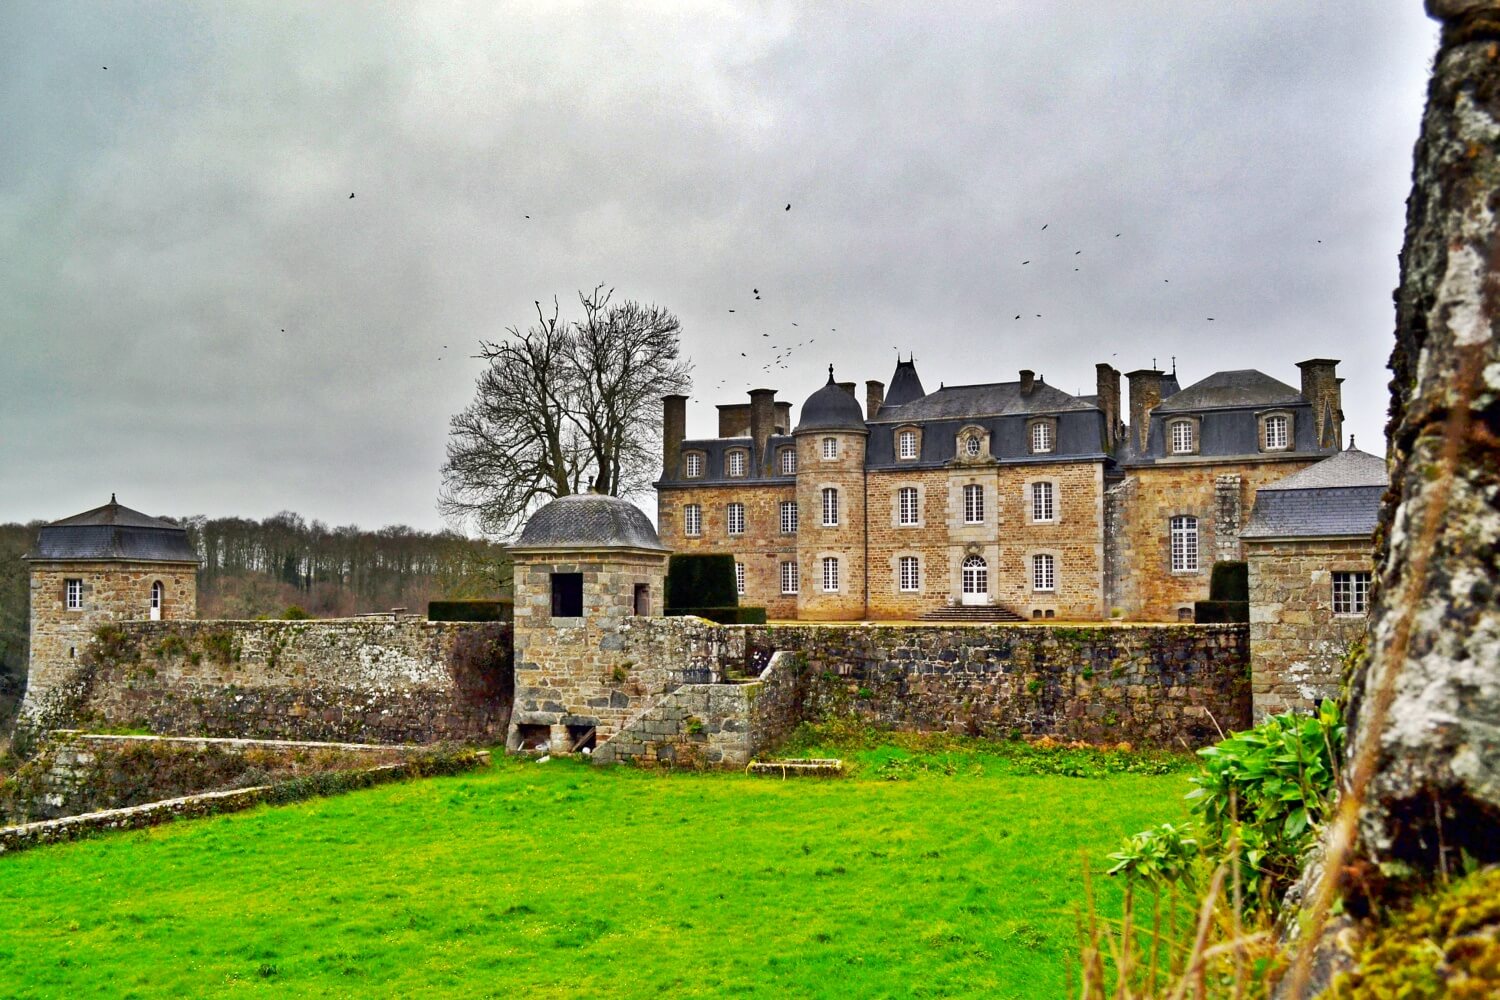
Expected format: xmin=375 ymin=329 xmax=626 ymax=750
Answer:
xmin=657 ymin=356 xmax=1348 ymax=621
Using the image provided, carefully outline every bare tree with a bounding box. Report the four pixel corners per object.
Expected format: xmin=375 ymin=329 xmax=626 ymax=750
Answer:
xmin=439 ymin=289 xmax=691 ymax=537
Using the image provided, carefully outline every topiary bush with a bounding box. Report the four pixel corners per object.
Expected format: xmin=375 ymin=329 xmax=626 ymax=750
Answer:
xmin=665 ymin=554 xmax=738 ymax=610
xmin=428 ymin=601 xmax=514 ymax=622
xmin=667 ymin=606 xmax=767 ymax=625
xmin=1209 ymin=560 xmax=1249 ymax=602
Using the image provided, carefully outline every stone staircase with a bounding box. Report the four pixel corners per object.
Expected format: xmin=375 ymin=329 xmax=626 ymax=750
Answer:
xmin=916 ymin=604 xmax=1027 ymax=623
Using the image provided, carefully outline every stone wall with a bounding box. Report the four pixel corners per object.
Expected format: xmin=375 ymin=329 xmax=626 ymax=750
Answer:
xmin=1246 ymin=536 xmax=1371 ymax=719
xmin=591 ymin=683 xmax=756 ymax=768
xmin=657 ymin=483 xmax=799 ymax=619
xmin=18 ymin=618 xmax=511 ymax=746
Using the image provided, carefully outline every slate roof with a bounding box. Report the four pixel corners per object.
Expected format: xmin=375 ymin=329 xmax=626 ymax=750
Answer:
xmin=1155 ymin=369 xmax=1302 ymax=412
xmin=883 ymin=359 xmax=927 ymax=408
xmin=1242 ymin=451 xmax=1387 ymax=539
xmin=794 ymin=370 xmax=867 ymax=433
xmin=27 ymin=497 xmax=199 ymax=563
xmin=511 ymin=493 xmax=668 ymax=552
xmin=870 ymin=379 xmax=1092 ymax=423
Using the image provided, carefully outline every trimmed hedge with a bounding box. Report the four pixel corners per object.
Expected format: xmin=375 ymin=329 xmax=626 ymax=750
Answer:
xmin=1209 ymin=561 xmax=1249 ymax=603
xmin=665 ymin=554 xmax=738 ymax=610
xmin=428 ymin=601 xmax=514 ymax=622
xmin=1194 ymin=600 xmax=1249 ymax=624
xmin=667 ymin=606 xmax=768 ymax=625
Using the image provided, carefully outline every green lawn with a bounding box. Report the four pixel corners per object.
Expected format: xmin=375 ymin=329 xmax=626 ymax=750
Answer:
xmin=0 ymin=747 xmax=1190 ymax=999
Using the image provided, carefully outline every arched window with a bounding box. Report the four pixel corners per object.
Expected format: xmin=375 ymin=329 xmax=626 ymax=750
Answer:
xmin=1170 ymin=515 xmax=1199 ymax=571
xmin=961 ymin=555 xmax=988 ymax=603
xmin=897 ymin=429 xmax=918 ymax=460
xmin=1169 ymin=420 xmax=1196 ymax=455
xmin=1262 ymin=413 xmax=1291 ymax=451
xmin=150 ymin=580 xmax=164 ymax=620
xmin=1030 ymin=420 xmax=1054 ymax=454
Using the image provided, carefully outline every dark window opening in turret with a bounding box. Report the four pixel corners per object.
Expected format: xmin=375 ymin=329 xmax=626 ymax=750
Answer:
xmin=551 ymin=573 xmax=584 ymax=617
xmin=633 ymin=583 xmax=650 ymax=616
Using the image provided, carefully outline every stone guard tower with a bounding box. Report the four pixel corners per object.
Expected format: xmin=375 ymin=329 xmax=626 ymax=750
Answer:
xmin=21 ymin=496 xmax=199 ymax=722
xmin=506 ymin=493 xmax=670 ymax=755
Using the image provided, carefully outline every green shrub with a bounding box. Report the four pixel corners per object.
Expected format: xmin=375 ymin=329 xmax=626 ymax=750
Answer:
xmin=1208 ymin=561 xmax=1248 ymax=602
xmin=1193 ymin=600 xmax=1249 ymax=623
xmin=281 ymin=606 xmax=312 ymax=620
xmin=665 ymin=554 xmax=738 ymax=610
xmin=666 ymin=606 xmax=767 ymax=625
xmin=1108 ymin=699 xmax=1345 ymax=914
xmin=428 ymin=601 xmax=514 ymax=623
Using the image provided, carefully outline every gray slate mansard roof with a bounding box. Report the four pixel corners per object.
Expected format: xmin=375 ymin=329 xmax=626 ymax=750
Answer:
xmin=511 ymin=493 xmax=668 ymax=552
xmin=1155 ymin=369 xmax=1302 ymax=412
xmin=871 ymin=379 xmax=1092 ymax=423
xmin=1242 ymin=449 xmax=1387 ymax=540
xmin=794 ymin=369 xmax=867 ymax=434
xmin=27 ymin=496 xmax=199 ymax=563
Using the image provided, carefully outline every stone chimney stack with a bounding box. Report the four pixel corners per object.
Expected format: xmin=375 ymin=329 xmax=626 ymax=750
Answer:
xmin=774 ymin=401 xmax=792 ymax=433
xmin=1125 ymin=368 xmax=1164 ymax=452
xmin=837 ymin=381 xmax=858 ymax=401
xmin=662 ymin=394 xmax=688 ymax=476
xmin=748 ymin=388 xmax=776 ymax=474
xmin=1019 ymin=370 xmax=1036 ymax=396
xmin=1296 ymin=358 xmax=1342 ymax=449
xmin=865 ymin=380 xmax=885 ymax=420
xmin=1095 ymin=363 xmax=1122 ymax=450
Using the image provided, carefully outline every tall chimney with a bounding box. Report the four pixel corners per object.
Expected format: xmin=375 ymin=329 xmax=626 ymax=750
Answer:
xmin=865 ymin=380 xmax=885 ymax=420
xmin=837 ymin=381 xmax=858 ymax=400
xmin=1019 ymin=370 xmax=1036 ymax=396
xmin=774 ymin=401 xmax=792 ymax=434
xmin=749 ymin=388 xmax=776 ymax=474
xmin=1095 ymin=363 xmax=1121 ymax=450
xmin=1125 ymin=369 xmax=1164 ymax=452
xmin=1296 ymin=358 xmax=1342 ymax=449
xmin=662 ymin=394 xmax=688 ymax=476
xmin=717 ymin=403 xmax=751 ymax=437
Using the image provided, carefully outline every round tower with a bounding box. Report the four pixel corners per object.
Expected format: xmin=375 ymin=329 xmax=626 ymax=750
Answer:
xmin=20 ymin=496 xmax=199 ymax=722
xmin=794 ymin=367 xmax=869 ymax=620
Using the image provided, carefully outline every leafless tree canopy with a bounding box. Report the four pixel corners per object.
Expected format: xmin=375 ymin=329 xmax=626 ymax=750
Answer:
xmin=439 ymin=287 xmax=692 ymax=537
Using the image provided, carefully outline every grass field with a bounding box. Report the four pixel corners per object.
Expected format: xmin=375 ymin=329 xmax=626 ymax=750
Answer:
xmin=0 ymin=744 xmax=1191 ymax=999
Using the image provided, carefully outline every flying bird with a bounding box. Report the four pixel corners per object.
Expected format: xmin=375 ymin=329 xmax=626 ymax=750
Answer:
xmin=1022 ymin=260 xmax=1030 ymax=265
xmin=1114 ymin=233 xmax=1121 ymax=237
xmin=753 ymin=288 xmax=759 ymax=294
xmin=349 ymin=193 xmax=355 ymax=199
xmin=785 ymin=204 xmax=791 ymax=211
xmin=740 ymin=352 xmax=747 ymax=357
xmin=1075 ymin=250 xmax=1081 ymax=255
xmin=1041 ymin=224 xmax=1048 ymax=230
xmin=1014 ymin=315 xmax=1020 ymax=320
xmin=1207 ymin=318 xmax=1215 ymax=321
xmin=729 ymin=309 xmax=735 ymax=313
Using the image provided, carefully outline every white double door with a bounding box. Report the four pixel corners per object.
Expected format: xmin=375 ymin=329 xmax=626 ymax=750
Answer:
xmin=960 ymin=555 xmax=988 ymax=606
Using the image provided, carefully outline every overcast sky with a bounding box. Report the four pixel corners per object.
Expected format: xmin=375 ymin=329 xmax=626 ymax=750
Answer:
xmin=0 ymin=2 xmax=1436 ymax=533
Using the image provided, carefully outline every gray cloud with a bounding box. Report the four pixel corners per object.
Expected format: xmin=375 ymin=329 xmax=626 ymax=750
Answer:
xmin=0 ymin=2 xmax=1436 ymax=530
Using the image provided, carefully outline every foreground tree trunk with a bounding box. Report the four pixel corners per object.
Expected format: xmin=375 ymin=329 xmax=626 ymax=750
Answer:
xmin=1283 ymin=2 xmax=1500 ymax=993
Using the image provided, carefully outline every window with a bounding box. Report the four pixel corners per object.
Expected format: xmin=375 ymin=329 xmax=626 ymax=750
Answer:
xmin=727 ymin=450 xmax=747 ymax=477
xmin=822 ymin=487 xmax=839 ymax=526
xmin=65 ymin=578 xmax=83 ymax=610
xmin=1264 ymin=414 xmax=1289 ymax=450
xmin=822 ymin=556 xmax=840 ymax=592
xmin=897 ymin=486 xmax=919 ymax=525
xmin=727 ymin=502 xmax=745 ymax=535
xmin=965 ymin=435 xmax=982 ymax=457
xmin=961 ymin=555 xmax=987 ymax=597
xmin=1033 ymin=553 xmax=1056 ymax=592
xmin=897 ymin=429 xmax=918 ymax=459
xmin=1333 ymin=571 xmax=1372 ymax=615
xmin=633 ymin=583 xmax=650 ymax=616
xmin=1170 ymin=515 xmax=1199 ymax=572
xmin=684 ymin=452 xmax=703 ymax=478
xmin=822 ymin=437 xmax=838 ymax=460
xmin=781 ymin=561 xmax=799 ymax=595
xmin=150 ymin=580 xmax=164 ymax=620
xmin=780 ymin=500 xmax=799 ymax=534
xmin=550 ymin=572 xmax=583 ymax=617
xmin=898 ymin=556 xmax=920 ymax=592
xmin=683 ymin=503 xmax=702 ymax=536
xmin=780 ymin=448 xmax=797 ymax=475
xmin=1030 ymin=421 xmax=1054 ymax=454
xmin=1031 ymin=481 xmax=1055 ymax=522
xmin=735 ymin=562 xmax=746 ymax=596
xmin=1170 ymin=420 xmax=1196 ymax=455
xmin=963 ymin=484 xmax=984 ymax=524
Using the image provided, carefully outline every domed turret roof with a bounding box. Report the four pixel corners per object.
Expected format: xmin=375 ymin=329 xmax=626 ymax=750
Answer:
xmin=512 ymin=493 xmax=667 ymax=552
xmin=794 ymin=367 xmax=867 ymax=434
xmin=26 ymin=495 xmax=199 ymax=563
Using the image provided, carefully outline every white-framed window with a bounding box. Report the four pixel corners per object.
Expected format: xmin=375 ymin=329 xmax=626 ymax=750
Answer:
xmin=781 ymin=561 xmax=799 ymax=595
xmin=727 ymin=502 xmax=745 ymax=535
xmin=65 ymin=578 xmax=83 ymax=610
xmin=1031 ymin=481 xmax=1055 ymax=522
xmin=1332 ymin=571 xmax=1372 ymax=615
xmin=898 ymin=556 xmax=920 ymax=592
xmin=1170 ymin=515 xmax=1199 ymax=572
xmin=822 ymin=556 xmax=840 ymax=592
xmin=1170 ymin=420 xmax=1196 ymax=455
xmin=897 ymin=486 xmax=919 ymax=525
xmin=961 ymin=555 xmax=987 ymax=597
xmin=727 ymin=450 xmax=747 ymax=477
xmin=897 ymin=429 xmax=918 ymax=460
xmin=1264 ymin=414 xmax=1289 ymax=450
xmin=735 ymin=562 xmax=746 ymax=596
xmin=780 ymin=448 xmax=797 ymax=475
xmin=1030 ymin=421 xmax=1054 ymax=454
xmin=780 ymin=500 xmax=799 ymax=534
xmin=821 ymin=437 xmax=838 ymax=460
xmin=150 ymin=580 xmax=164 ymax=620
xmin=683 ymin=504 xmax=702 ymax=537
xmin=821 ymin=487 xmax=839 ymax=527
xmin=964 ymin=435 xmax=982 ymax=457
xmin=684 ymin=452 xmax=703 ymax=478
xmin=1032 ymin=553 xmax=1056 ymax=592
xmin=963 ymin=484 xmax=984 ymax=524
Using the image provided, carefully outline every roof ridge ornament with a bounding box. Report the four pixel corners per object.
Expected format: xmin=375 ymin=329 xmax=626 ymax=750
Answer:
xmin=827 ymin=364 xmax=835 ymax=384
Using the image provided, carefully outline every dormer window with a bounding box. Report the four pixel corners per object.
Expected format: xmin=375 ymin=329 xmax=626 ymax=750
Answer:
xmin=726 ymin=450 xmax=748 ymax=477
xmin=964 ymin=435 xmax=981 ymax=457
xmin=1260 ymin=412 xmax=1292 ymax=452
xmin=822 ymin=437 xmax=838 ymax=460
xmin=1169 ymin=419 xmax=1197 ymax=455
xmin=1029 ymin=419 xmax=1055 ymax=454
xmin=779 ymin=447 xmax=797 ymax=475
xmin=897 ymin=429 xmax=919 ymax=460
xmin=684 ymin=452 xmax=704 ymax=478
